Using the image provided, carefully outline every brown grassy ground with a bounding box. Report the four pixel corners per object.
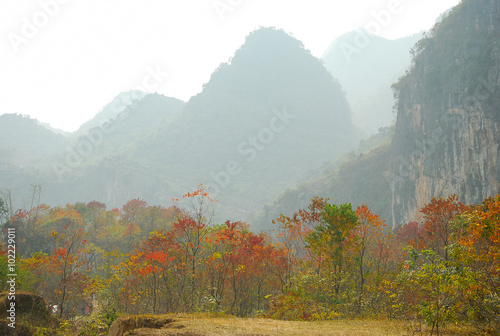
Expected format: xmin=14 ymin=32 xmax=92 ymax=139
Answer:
xmin=110 ymin=313 xmax=478 ymax=336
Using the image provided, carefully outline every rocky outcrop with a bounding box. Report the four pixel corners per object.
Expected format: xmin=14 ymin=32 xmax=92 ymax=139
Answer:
xmin=0 ymin=291 xmax=57 ymax=335
xmin=388 ymin=0 xmax=500 ymax=225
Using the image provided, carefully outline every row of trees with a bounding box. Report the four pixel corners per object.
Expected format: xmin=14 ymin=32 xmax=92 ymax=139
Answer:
xmin=0 ymin=186 xmax=499 ymax=334
xmin=267 ymin=195 xmax=499 ymax=335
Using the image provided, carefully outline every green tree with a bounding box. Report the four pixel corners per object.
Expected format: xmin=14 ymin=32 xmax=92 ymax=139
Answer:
xmin=306 ymin=203 xmax=358 ymax=301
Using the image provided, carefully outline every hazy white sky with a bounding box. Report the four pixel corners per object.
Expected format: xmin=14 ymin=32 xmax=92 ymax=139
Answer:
xmin=0 ymin=0 xmax=460 ymax=132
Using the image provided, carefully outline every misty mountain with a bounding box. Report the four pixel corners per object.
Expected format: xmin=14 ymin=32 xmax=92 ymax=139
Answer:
xmin=134 ymin=27 xmax=359 ymax=217
xmin=36 ymin=121 xmax=71 ymax=136
xmin=74 ymin=90 xmax=147 ymax=137
xmin=0 ymin=114 xmax=67 ymax=166
xmin=322 ymin=31 xmax=422 ymax=135
xmin=255 ymin=0 xmax=500 ymax=230
xmin=0 ymin=93 xmax=185 ymax=210
xmin=1 ymin=27 xmax=359 ymax=220
xmin=70 ymin=92 xmax=185 ymax=160
xmin=253 ymin=127 xmax=393 ymax=231
xmin=42 ymin=156 xmax=174 ymax=207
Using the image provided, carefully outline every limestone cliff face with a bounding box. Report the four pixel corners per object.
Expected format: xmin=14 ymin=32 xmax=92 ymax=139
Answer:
xmin=388 ymin=0 xmax=500 ymax=225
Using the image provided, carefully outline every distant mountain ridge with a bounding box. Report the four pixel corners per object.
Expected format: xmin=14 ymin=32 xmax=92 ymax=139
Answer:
xmin=8 ymin=5 xmax=496 ymax=232
xmin=255 ymin=0 xmax=500 ymax=229
xmin=133 ymin=27 xmax=359 ymax=217
xmin=322 ymin=30 xmax=422 ymax=135
xmin=0 ymin=113 xmax=67 ymax=166
xmin=74 ymin=90 xmax=146 ymax=137
xmin=1 ymin=27 xmax=358 ymax=221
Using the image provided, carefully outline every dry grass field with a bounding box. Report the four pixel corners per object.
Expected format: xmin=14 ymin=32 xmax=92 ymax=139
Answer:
xmin=108 ymin=314 xmax=478 ymax=336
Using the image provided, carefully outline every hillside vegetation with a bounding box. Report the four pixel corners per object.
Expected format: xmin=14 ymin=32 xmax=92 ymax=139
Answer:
xmin=1 ymin=186 xmax=499 ymax=335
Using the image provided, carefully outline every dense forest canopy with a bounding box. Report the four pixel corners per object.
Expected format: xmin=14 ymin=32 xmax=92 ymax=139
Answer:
xmin=1 ymin=188 xmax=499 ymax=334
